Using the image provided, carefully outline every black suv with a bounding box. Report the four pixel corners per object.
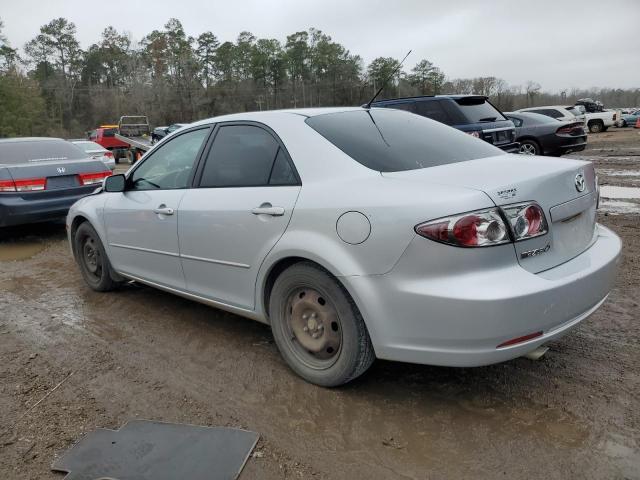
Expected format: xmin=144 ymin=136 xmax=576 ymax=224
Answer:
xmin=370 ymin=95 xmax=519 ymax=153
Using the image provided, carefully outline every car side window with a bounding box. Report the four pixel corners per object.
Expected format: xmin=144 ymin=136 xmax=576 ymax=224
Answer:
xmin=129 ymin=128 xmax=209 ymax=191
xmin=415 ymin=100 xmax=453 ymax=125
xmin=269 ymin=147 xmax=297 ymax=185
xmin=383 ymin=102 xmax=417 ymax=114
xmin=199 ymin=125 xmax=295 ymax=187
xmin=508 ymin=116 xmax=523 ymax=127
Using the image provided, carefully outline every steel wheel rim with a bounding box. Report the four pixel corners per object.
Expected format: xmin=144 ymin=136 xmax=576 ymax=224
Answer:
xmin=82 ymin=236 xmax=102 ymax=279
xmin=520 ymin=143 xmax=536 ymax=155
xmin=284 ymin=287 xmax=342 ymax=370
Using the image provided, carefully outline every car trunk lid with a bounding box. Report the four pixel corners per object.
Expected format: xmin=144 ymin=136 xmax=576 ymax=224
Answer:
xmin=5 ymin=158 xmax=109 ymax=191
xmin=382 ymin=154 xmax=598 ymax=273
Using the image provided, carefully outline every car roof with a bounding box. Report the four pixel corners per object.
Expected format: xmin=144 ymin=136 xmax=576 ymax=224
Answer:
xmin=190 ymin=107 xmax=365 ymax=126
xmin=0 ymin=137 xmax=63 ymax=144
xmin=371 ymin=94 xmax=487 ymax=105
xmin=519 ymin=105 xmax=573 ymax=111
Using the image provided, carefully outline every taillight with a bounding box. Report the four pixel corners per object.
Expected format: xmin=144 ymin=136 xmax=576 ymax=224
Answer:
xmin=466 ymin=131 xmax=481 ymax=138
xmin=416 ymin=208 xmax=510 ymax=247
xmin=0 ymin=179 xmax=16 ymax=192
xmin=556 ymin=123 xmax=583 ymax=135
xmin=416 ymin=202 xmax=548 ymax=248
xmin=13 ymin=178 xmax=46 ymax=192
xmin=502 ymin=203 xmax=548 ymax=240
xmin=104 ymin=151 xmax=114 ymax=158
xmin=78 ymin=171 xmax=112 ymax=185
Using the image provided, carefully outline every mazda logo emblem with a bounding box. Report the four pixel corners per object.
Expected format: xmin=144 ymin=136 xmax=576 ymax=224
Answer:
xmin=575 ymin=173 xmax=585 ymax=192
xmin=57 ymin=167 xmax=66 ymax=174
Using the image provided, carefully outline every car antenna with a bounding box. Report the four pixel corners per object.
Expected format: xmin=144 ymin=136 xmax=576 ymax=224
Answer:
xmin=364 ymin=50 xmax=412 ymax=109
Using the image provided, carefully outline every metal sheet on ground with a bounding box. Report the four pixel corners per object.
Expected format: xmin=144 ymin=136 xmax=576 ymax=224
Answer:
xmin=51 ymin=420 xmax=259 ymax=480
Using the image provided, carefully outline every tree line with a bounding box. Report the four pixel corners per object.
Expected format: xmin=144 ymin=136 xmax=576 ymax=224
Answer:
xmin=1 ymin=17 xmax=639 ymax=138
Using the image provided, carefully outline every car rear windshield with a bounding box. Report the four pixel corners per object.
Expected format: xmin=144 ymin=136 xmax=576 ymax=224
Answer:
xmin=305 ymin=109 xmax=503 ymax=172
xmin=454 ymin=97 xmax=507 ymax=123
xmin=0 ymin=140 xmax=87 ymax=164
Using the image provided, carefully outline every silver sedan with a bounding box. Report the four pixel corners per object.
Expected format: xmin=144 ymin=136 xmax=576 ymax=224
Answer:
xmin=67 ymin=107 xmax=621 ymax=386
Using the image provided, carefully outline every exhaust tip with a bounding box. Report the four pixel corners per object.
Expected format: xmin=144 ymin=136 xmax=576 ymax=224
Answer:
xmin=522 ymin=345 xmax=549 ymax=361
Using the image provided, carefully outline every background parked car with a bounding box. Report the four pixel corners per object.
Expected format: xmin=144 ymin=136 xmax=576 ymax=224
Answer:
xmin=517 ymin=105 xmax=586 ymax=127
xmin=616 ymin=110 xmax=640 ymax=127
xmin=71 ymin=140 xmax=116 ymax=170
xmin=0 ymin=137 xmax=111 ymax=227
xmin=504 ymin=112 xmax=587 ymax=156
xmin=151 ymin=123 xmax=187 ymax=144
xmin=370 ymin=95 xmax=519 ymax=152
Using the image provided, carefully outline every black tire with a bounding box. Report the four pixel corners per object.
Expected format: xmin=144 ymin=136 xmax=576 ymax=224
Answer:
xmin=269 ymin=262 xmax=375 ymax=387
xmin=519 ymin=139 xmax=541 ymax=156
xmin=602 ymin=126 xmax=609 ymax=132
xmin=589 ymin=121 xmax=603 ymax=133
xmin=74 ymin=222 xmax=120 ymax=292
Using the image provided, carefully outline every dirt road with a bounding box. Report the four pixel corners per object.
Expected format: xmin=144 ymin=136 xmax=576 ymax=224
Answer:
xmin=1 ymin=129 xmax=639 ymax=479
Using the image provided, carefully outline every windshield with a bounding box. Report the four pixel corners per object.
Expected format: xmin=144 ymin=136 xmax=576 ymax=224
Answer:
xmin=454 ymin=97 xmax=507 ymax=122
xmin=305 ymin=109 xmax=503 ymax=172
xmin=0 ymin=139 xmax=87 ymax=165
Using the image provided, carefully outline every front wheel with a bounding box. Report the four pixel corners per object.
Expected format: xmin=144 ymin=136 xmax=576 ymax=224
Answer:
xmin=74 ymin=222 xmax=120 ymax=292
xmin=519 ymin=139 xmax=540 ymax=155
xmin=269 ymin=262 xmax=375 ymax=387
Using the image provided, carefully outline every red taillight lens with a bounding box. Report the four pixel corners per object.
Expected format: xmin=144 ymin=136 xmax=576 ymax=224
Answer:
xmin=416 ymin=202 xmax=548 ymax=248
xmin=497 ymin=331 xmax=543 ymax=348
xmin=502 ymin=202 xmax=548 ymax=241
xmin=0 ymin=179 xmax=16 ymax=192
xmin=557 ymin=123 xmax=583 ymax=135
xmin=104 ymin=151 xmax=114 ymax=158
xmin=416 ymin=208 xmax=510 ymax=247
xmin=78 ymin=171 xmax=112 ymax=185
xmin=14 ymin=178 xmax=46 ymax=191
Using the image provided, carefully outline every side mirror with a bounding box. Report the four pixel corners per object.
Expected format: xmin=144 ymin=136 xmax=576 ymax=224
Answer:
xmin=104 ymin=174 xmax=126 ymax=192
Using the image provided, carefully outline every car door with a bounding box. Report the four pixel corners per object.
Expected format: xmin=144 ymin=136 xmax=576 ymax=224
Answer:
xmin=179 ymin=123 xmax=301 ymax=310
xmin=104 ymin=126 xmax=211 ymax=289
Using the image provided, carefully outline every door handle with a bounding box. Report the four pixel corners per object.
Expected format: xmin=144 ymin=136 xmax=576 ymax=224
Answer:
xmin=252 ymin=203 xmax=285 ymax=216
xmin=153 ymin=204 xmax=174 ymax=215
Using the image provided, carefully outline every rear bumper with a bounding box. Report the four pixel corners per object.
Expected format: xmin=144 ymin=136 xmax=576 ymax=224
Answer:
xmin=344 ymin=224 xmax=621 ymax=367
xmin=497 ymin=142 xmax=520 ymax=153
xmin=0 ymin=186 xmax=98 ymax=227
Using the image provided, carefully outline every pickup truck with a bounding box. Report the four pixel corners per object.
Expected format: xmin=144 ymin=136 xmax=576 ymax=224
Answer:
xmin=574 ymin=99 xmax=618 ymax=133
xmin=88 ymin=116 xmax=152 ymax=164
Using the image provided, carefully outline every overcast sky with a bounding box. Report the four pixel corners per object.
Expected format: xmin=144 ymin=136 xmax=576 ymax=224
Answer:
xmin=1 ymin=0 xmax=638 ymax=91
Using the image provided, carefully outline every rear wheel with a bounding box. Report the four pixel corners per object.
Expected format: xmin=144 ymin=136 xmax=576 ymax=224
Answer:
xmin=269 ymin=262 xmax=375 ymax=387
xmin=74 ymin=222 xmax=120 ymax=292
xmin=589 ymin=121 xmax=603 ymax=133
xmin=519 ymin=139 xmax=540 ymax=155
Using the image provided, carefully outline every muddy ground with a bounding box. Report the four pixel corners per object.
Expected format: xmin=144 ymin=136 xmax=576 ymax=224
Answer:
xmin=1 ymin=129 xmax=639 ymax=479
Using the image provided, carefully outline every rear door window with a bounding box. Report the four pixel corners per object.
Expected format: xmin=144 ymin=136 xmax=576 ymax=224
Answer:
xmin=415 ymin=100 xmax=454 ymax=125
xmin=199 ymin=125 xmax=296 ymax=187
xmin=306 ymin=109 xmax=502 ymax=172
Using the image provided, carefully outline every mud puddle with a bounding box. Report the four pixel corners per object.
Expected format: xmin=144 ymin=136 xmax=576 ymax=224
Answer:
xmin=0 ymin=241 xmax=46 ymax=261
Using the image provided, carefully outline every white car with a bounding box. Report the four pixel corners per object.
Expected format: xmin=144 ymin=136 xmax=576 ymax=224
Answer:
xmin=71 ymin=140 xmax=116 ymax=170
xmin=66 ymin=107 xmax=621 ymax=386
xmin=517 ymin=105 xmax=586 ymax=127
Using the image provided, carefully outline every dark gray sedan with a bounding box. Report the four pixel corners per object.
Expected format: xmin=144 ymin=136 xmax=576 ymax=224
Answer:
xmin=505 ymin=112 xmax=587 ymax=156
xmin=0 ymin=137 xmax=112 ymax=227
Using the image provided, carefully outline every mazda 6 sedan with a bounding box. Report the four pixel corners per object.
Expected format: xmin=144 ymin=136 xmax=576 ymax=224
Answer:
xmin=67 ymin=107 xmax=621 ymax=386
